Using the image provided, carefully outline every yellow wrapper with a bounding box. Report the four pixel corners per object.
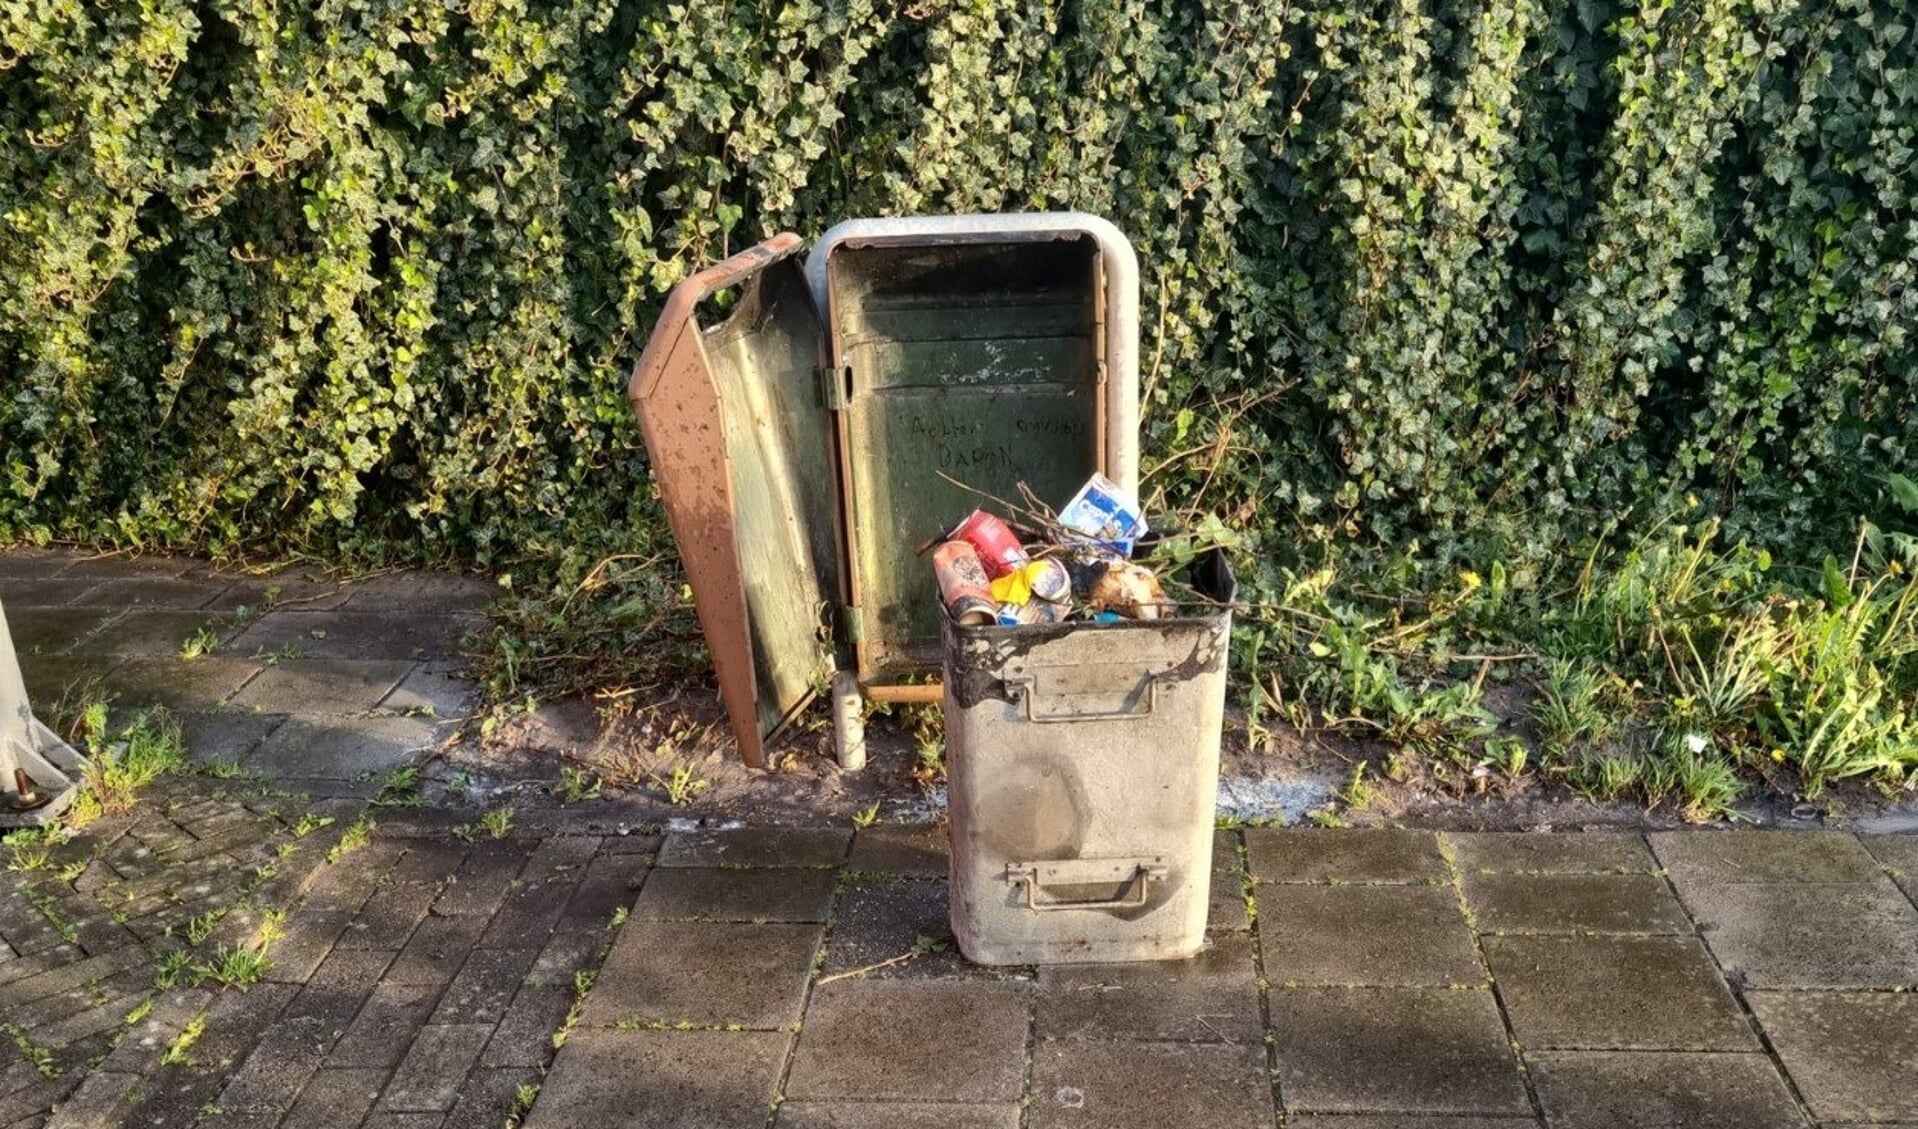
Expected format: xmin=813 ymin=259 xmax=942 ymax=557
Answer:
xmin=989 ymin=569 xmax=1034 ymax=605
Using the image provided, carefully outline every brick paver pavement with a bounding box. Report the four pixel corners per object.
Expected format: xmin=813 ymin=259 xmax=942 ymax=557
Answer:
xmin=3 ymin=551 xmax=1915 ymax=1129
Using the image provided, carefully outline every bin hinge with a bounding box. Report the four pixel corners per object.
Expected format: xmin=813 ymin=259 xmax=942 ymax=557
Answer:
xmin=818 ymin=364 xmax=853 ymax=411
xmin=842 ymin=604 xmax=865 ymax=644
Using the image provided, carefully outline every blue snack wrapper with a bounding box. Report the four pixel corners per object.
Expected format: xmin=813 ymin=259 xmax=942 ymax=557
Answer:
xmin=1057 ymin=473 xmax=1148 ymax=556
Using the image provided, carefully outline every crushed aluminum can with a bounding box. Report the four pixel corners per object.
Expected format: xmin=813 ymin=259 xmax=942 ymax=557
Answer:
xmin=1058 ymin=473 xmax=1148 ymax=556
xmin=955 ymin=510 xmax=1029 ymax=577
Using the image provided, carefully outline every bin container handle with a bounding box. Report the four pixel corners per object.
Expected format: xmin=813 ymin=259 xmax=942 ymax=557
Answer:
xmin=1006 ymin=858 xmax=1168 ymax=912
xmin=1002 ymin=673 xmax=1158 ymax=723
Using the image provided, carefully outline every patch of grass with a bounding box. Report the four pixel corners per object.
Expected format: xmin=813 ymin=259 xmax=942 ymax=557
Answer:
xmin=182 ymin=908 xmax=227 ymax=946
xmin=178 ymin=627 xmax=221 ymax=660
xmin=657 ymin=763 xmax=707 ymax=807
xmin=123 ymin=998 xmax=155 ymax=1027
xmin=160 ymin=1013 xmax=206 ymax=1066
xmin=291 ymin=812 xmax=334 ymax=838
xmin=23 ymin=885 xmax=79 ymax=945
xmin=4 ymin=828 xmax=55 ymax=872
xmin=327 ymin=815 xmax=374 ymax=863
xmin=192 ymin=942 xmax=272 ymax=989
xmin=370 ymin=765 xmax=423 ymax=808
xmin=507 ymin=1082 xmax=540 ymax=1128
xmin=550 ymin=970 xmax=595 ymax=1050
xmin=153 ymin=949 xmax=192 ymax=990
xmin=456 ymin=806 xmax=514 ymax=842
xmin=77 ymin=706 xmax=186 ymax=817
xmin=553 ymin=765 xmax=601 ymax=804
xmin=4 ymin=1023 xmax=57 ymax=1078
xmin=850 ymin=802 xmax=880 ymax=830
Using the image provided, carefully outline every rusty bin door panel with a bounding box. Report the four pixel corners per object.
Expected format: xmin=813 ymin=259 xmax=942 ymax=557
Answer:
xmin=628 ymin=235 xmax=838 ymax=767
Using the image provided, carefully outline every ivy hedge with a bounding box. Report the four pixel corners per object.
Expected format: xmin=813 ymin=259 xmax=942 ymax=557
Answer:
xmin=2 ymin=0 xmax=1913 ymax=593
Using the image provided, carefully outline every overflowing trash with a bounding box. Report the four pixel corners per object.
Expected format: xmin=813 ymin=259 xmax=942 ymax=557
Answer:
xmin=929 ymin=474 xmax=1174 ymax=625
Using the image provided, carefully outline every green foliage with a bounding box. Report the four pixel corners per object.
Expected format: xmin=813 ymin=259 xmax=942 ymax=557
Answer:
xmin=1 ymin=0 xmax=1909 ymax=590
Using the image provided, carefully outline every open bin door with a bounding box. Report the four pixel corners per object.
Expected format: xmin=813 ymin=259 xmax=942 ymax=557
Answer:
xmin=628 ymin=235 xmax=841 ymax=768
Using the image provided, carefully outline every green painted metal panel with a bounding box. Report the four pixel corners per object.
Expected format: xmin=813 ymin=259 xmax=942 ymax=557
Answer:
xmin=829 ymin=237 xmax=1106 ymax=675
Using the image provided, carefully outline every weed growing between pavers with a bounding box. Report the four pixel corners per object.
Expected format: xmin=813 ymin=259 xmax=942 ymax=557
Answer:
xmin=67 ymin=704 xmax=187 ymax=825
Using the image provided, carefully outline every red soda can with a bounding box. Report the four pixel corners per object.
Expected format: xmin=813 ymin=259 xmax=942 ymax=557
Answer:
xmin=954 ymin=510 xmax=1028 ymax=578
xmin=932 ymin=541 xmax=996 ymax=625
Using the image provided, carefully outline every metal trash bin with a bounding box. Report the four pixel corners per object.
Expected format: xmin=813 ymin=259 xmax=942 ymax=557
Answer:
xmin=943 ymin=545 xmax=1235 ymax=964
xmin=629 ymin=214 xmax=1139 ymax=770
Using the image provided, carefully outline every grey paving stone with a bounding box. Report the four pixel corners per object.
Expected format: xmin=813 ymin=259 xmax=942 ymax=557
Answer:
xmin=1447 ymin=831 xmax=1657 ymax=874
xmin=847 ymin=824 xmax=949 ymax=878
xmin=1270 ymin=988 xmax=1530 ymax=1115
xmin=0 ymin=578 xmax=80 ymax=606
xmin=15 ymin=654 xmax=106 ymax=706
xmin=785 ymin=981 xmax=1029 ymax=1102
xmin=431 ymin=947 xmax=540 ymax=1025
xmin=580 ymin=920 xmax=822 ymax=1028
xmin=1288 ymin=1111 xmax=1542 ymax=1119
xmin=1484 ymin=934 xmax=1754 ymax=1051
xmin=360 ymin=1115 xmax=447 ymax=1129
xmin=443 ymin=1065 xmax=541 ymax=1129
xmin=263 ymin=909 xmax=354 ymax=984
xmin=327 ymin=982 xmax=446 ymax=1069
xmin=1287 ymin=1120 xmax=1540 ymax=1129
xmin=174 ymin=710 xmax=284 ymax=765
xmin=100 ymin=647 xmax=262 ymax=709
xmin=632 ymin=866 xmax=837 ymax=922
xmin=1209 ymin=830 xmax=1251 ymax=932
xmin=207 ymin=573 xmax=354 ymax=613
xmin=39 ymin=1069 xmax=138 ymax=1129
xmin=277 ymin=1068 xmax=385 ymax=1129
xmin=820 ymin=879 xmax=974 ymax=981
xmin=1862 ymin=834 xmax=1918 ymax=903
xmin=246 ymin=714 xmax=435 ymax=779
xmin=378 ymin=663 xmax=477 ymax=720
xmin=1652 ymin=830 xmax=1880 ymax=885
xmin=4 ymin=608 xmax=116 ymax=655
xmin=227 ymin=659 xmax=415 ymax=714
xmin=65 ymin=609 xmax=238 ymax=659
xmin=522 ymin=1027 xmax=789 ymax=1129
xmin=432 ymin=844 xmax=526 ymax=917
xmin=382 ymin=1024 xmax=493 ymax=1112
xmin=1036 ymin=931 xmax=1261 ymax=1042
xmin=776 ymin=1102 xmax=1020 ymax=1129
xmin=1461 ymin=872 xmax=1692 ymax=934
xmin=65 ymin=577 xmax=225 ymax=610
xmin=0 ymin=548 xmax=80 ymax=580
xmin=180 ymin=982 xmax=300 ymax=1074
xmin=1028 ymin=1040 xmax=1274 ymax=1129
xmin=1259 ymin=884 xmax=1484 ymax=986
xmin=1529 ymin=1051 xmax=1804 ymax=1129
xmin=283 ymin=946 xmax=397 ymax=1027
xmin=1246 ymin=827 xmax=1448 ymax=884
xmin=558 ymin=851 xmax=653 ymax=928
xmin=525 ymin=929 xmax=607 ymax=988
xmin=482 ymin=981 xmax=574 ymax=1068
xmin=227 ymin=609 xmax=480 ymax=661
xmin=388 ymin=914 xmax=489 ymax=986
xmin=217 ymin=1020 xmax=333 ymax=1113
xmin=52 ymin=554 xmax=193 ymax=579
xmin=337 ymin=572 xmax=496 ymax=614
xmin=1748 ymin=989 xmax=1918 ymax=1122
xmin=1682 ymin=879 xmax=1918 ymax=987
xmin=656 ymin=826 xmax=852 ymax=868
